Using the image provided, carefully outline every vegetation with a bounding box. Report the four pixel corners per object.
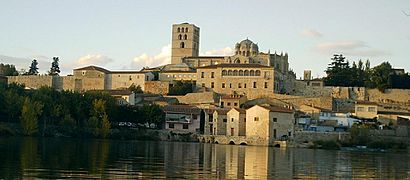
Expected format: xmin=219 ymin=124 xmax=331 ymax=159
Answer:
xmin=27 ymin=59 xmax=39 ymax=75
xmin=0 ymin=83 xmax=165 ymax=138
xmin=48 ymin=57 xmax=61 ymax=76
xmin=0 ymin=63 xmax=19 ymax=76
xmin=168 ymin=81 xmax=194 ymax=95
xmin=324 ymin=54 xmax=409 ymax=91
xmin=311 ymin=140 xmax=341 ymax=150
xmin=128 ymin=84 xmax=143 ymax=94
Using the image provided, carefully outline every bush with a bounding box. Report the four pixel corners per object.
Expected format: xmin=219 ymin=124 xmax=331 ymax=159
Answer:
xmin=311 ymin=140 xmax=341 ymax=150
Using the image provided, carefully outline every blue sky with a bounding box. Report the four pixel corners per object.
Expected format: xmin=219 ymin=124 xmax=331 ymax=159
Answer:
xmin=0 ymin=0 xmax=409 ymax=78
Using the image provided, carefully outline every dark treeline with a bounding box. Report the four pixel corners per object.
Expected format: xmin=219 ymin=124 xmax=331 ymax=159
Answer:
xmin=0 ymin=83 xmax=165 ymax=138
xmin=324 ymin=54 xmax=410 ymax=91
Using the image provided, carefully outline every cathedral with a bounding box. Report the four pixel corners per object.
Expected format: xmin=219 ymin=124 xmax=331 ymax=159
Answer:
xmin=157 ymin=22 xmax=296 ymax=97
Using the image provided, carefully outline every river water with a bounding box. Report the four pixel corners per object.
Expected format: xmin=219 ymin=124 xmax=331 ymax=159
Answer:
xmin=0 ymin=137 xmax=409 ymax=179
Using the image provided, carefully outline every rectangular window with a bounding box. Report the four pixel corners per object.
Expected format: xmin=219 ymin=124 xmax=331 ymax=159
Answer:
xmin=223 ymin=119 xmax=227 ymax=123
xmin=244 ymin=118 xmax=246 ymax=122
xmin=229 ymin=83 xmax=232 ymax=88
xmin=231 ymin=128 xmax=234 ymax=136
xmin=211 ymin=72 xmax=214 ymax=78
xmin=238 ymin=83 xmax=241 ymax=88
xmin=244 ymin=83 xmax=247 ymax=88
xmin=221 ymin=102 xmax=224 ymax=107
xmin=274 ymin=129 xmax=277 ymax=138
xmin=227 ymin=102 xmax=231 ymax=106
xmin=183 ymin=124 xmax=189 ymax=129
xmin=234 ymin=102 xmax=238 ymax=106
xmin=264 ymin=82 xmax=268 ymax=88
xmin=253 ymin=82 xmax=257 ymax=88
xmin=201 ymin=72 xmax=204 ymax=78
xmin=222 ymin=83 xmax=225 ymax=88
xmin=211 ymin=82 xmax=214 ymax=88
xmin=169 ymin=123 xmax=174 ymax=128
xmin=368 ymin=107 xmax=376 ymax=112
xmin=231 ymin=118 xmax=234 ymax=122
xmin=273 ymin=118 xmax=277 ymax=122
xmin=254 ymin=117 xmax=259 ymax=121
xmin=357 ymin=107 xmax=365 ymax=112
xmin=201 ymin=83 xmax=205 ymax=87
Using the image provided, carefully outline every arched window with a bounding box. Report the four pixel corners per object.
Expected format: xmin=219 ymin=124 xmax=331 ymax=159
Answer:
xmin=244 ymin=70 xmax=249 ymax=76
xmin=239 ymin=51 xmax=242 ymax=55
xmin=228 ymin=70 xmax=233 ymax=76
xmin=233 ymin=70 xmax=238 ymax=76
xmin=222 ymin=70 xmax=227 ymax=76
xmin=246 ymin=51 xmax=250 ymax=56
xmin=250 ymin=70 xmax=255 ymax=76
xmin=243 ymin=51 xmax=246 ymax=56
xmin=180 ymin=42 xmax=185 ymax=48
xmin=177 ymin=27 xmax=180 ymax=32
xmin=185 ymin=27 xmax=188 ymax=32
xmin=235 ymin=59 xmax=240 ymax=64
xmin=178 ymin=34 xmax=182 ymax=40
xmin=184 ymin=34 xmax=187 ymax=40
xmin=181 ymin=27 xmax=184 ymax=33
xmin=255 ymin=70 xmax=261 ymax=76
xmin=239 ymin=70 xmax=244 ymax=76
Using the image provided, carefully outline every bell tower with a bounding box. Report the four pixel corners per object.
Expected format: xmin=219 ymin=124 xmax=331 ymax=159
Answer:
xmin=171 ymin=23 xmax=200 ymax=64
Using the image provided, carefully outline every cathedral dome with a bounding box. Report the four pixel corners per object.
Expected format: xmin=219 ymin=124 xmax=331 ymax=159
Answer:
xmin=235 ymin=38 xmax=259 ymax=57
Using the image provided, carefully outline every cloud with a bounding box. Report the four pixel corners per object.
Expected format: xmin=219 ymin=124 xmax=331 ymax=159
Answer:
xmin=131 ymin=44 xmax=171 ymax=69
xmin=313 ymin=40 xmax=390 ymax=57
xmin=301 ymin=28 xmax=323 ymax=38
xmin=200 ymin=47 xmax=234 ymax=56
xmin=75 ymin=54 xmax=113 ymax=67
xmin=0 ymin=54 xmax=50 ymax=73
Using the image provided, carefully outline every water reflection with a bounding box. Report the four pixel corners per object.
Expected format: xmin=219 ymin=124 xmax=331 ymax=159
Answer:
xmin=0 ymin=137 xmax=409 ymax=179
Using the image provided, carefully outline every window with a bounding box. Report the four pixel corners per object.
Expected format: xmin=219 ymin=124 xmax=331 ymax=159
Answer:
xmin=223 ymin=119 xmax=227 ymax=123
xmin=183 ymin=124 xmax=189 ymax=129
xmin=169 ymin=123 xmax=174 ymax=128
xmin=244 ymin=118 xmax=246 ymax=122
xmin=222 ymin=83 xmax=225 ymax=88
xmin=231 ymin=118 xmax=234 ymax=122
xmin=177 ymin=27 xmax=180 ymax=32
xmin=254 ymin=117 xmax=259 ymax=121
xmin=357 ymin=107 xmax=365 ymax=112
xmin=253 ymin=82 xmax=257 ymax=88
xmin=238 ymin=83 xmax=241 ymax=88
xmin=256 ymin=70 xmax=261 ymax=76
xmin=185 ymin=27 xmax=188 ymax=32
xmin=201 ymin=72 xmax=204 ymax=78
xmin=227 ymin=102 xmax=231 ymax=106
xmin=229 ymin=83 xmax=232 ymax=88
xmin=201 ymin=83 xmax=205 ymax=87
xmin=368 ymin=107 xmax=376 ymax=112
xmin=221 ymin=102 xmax=224 ymax=107
xmin=244 ymin=83 xmax=247 ymax=88
xmin=274 ymin=129 xmax=277 ymax=138
xmin=211 ymin=72 xmax=214 ymax=78
xmin=273 ymin=118 xmax=277 ymax=122
xmin=264 ymin=82 xmax=268 ymax=88
xmin=129 ymin=76 xmax=132 ymax=81
xmin=234 ymin=103 xmax=238 ymax=107
xmin=180 ymin=42 xmax=185 ymax=48
xmin=211 ymin=82 xmax=214 ymax=88
xmin=178 ymin=34 xmax=182 ymax=40
xmin=184 ymin=34 xmax=187 ymax=40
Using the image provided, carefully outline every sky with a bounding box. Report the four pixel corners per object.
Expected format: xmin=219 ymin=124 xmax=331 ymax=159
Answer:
xmin=0 ymin=0 xmax=409 ymax=78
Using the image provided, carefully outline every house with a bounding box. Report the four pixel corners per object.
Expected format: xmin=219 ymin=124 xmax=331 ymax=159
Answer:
xmin=226 ymin=108 xmax=246 ymax=136
xmin=319 ymin=112 xmax=360 ymax=128
xmin=355 ymin=101 xmax=378 ymax=119
xmin=212 ymin=108 xmax=230 ymax=135
xmin=220 ymin=94 xmax=247 ymax=108
xmin=299 ymin=104 xmax=332 ymax=120
xmin=106 ymin=90 xmax=135 ymax=106
xmin=246 ymin=105 xmax=295 ymax=145
xmin=163 ymin=105 xmax=202 ymax=133
xmin=203 ymin=109 xmax=215 ymax=135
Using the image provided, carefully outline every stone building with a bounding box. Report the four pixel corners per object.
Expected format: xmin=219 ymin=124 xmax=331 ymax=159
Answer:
xmin=171 ymin=23 xmax=200 ymax=64
xmin=220 ymin=94 xmax=247 ymax=108
xmin=226 ymin=108 xmax=246 ymax=136
xmin=212 ymin=109 xmax=230 ymax=135
xmin=163 ymin=105 xmax=202 ymax=133
xmin=355 ymin=101 xmax=378 ymax=119
xmin=246 ymin=105 xmax=295 ymax=145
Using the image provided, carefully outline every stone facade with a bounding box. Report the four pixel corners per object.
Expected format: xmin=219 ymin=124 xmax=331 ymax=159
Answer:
xmin=246 ymin=105 xmax=295 ymax=145
xmin=7 ymin=75 xmax=55 ymax=89
xmin=144 ymin=81 xmax=170 ymax=95
xmin=220 ymin=94 xmax=247 ymax=108
xmin=226 ymin=108 xmax=246 ymax=136
xmin=212 ymin=109 xmax=229 ymax=135
xmin=171 ymin=23 xmax=200 ymax=64
xmin=158 ymin=70 xmax=197 ymax=82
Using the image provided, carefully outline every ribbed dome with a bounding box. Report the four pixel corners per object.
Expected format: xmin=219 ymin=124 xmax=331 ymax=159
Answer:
xmin=235 ymin=38 xmax=259 ymax=57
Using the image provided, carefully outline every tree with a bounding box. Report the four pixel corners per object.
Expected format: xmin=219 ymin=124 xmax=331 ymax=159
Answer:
xmin=128 ymin=84 xmax=143 ymax=94
xmin=27 ymin=59 xmax=39 ymax=75
xmin=367 ymin=62 xmax=393 ymax=91
xmin=20 ymin=97 xmax=44 ymax=136
xmin=324 ymin=54 xmax=352 ymax=86
xmin=168 ymin=81 xmax=193 ymax=95
xmin=88 ymin=99 xmax=111 ymax=138
xmin=0 ymin=63 xmax=18 ymax=76
xmin=141 ymin=104 xmax=165 ymax=128
xmin=48 ymin=57 xmax=61 ymax=76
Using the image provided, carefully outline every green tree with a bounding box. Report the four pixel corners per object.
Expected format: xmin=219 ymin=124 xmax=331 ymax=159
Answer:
xmin=0 ymin=63 xmax=18 ymax=76
xmin=168 ymin=81 xmax=193 ymax=95
xmin=128 ymin=84 xmax=143 ymax=94
xmin=48 ymin=57 xmax=61 ymax=76
xmin=324 ymin=54 xmax=352 ymax=86
xmin=100 ymin=114 xmax=111 ymax=138
xmin=20 ymin=97 xmax=44 ymax=136
xmin=367 ymin=62 xmax=393 ymax=91
xmin=27 ymin=59 xmax=39 ymax=75
xmin=141 ymin=104 xmax=165 ymax=128
xmin=88 ymin=99 xmax=111 ymax=138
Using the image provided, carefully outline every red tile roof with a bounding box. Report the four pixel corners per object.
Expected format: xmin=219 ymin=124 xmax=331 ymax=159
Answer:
xmin=74 ymin=65 xmax=111 ymax=73
xmin=356 ymin=101 xmax=378 ymax=106
xmin=163 ymin=105 xmax=202 ymax=115
xmin=197 ymin=63 xmax=271 ymax=69
xmin=259 ymin=105 xmax=294 ymax=114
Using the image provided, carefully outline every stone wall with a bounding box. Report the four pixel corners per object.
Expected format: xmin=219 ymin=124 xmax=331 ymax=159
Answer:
xmin=144 ymin=81 xmax=169 ymax=95
xmin=7 ymin=75 xmax=54 ymax=89
xmin=368 ymin=89 xmax=410 ymax=105
xmin=294 ymin=131 xmax=350 ymax=143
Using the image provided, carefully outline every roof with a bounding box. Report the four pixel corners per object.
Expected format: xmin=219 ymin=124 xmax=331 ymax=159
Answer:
xmin=162 ymin=105 xmax=202 ymax=115
xmin=197 ymin=63 xmax=271 ymax=69
xmin=356 ymin=101 xmax=378 ymax=106
xmin=318 ymin=120 xmax=338 ymax=127
xmin=74 ymin=66 xmax=111 ymax=74
xmin=301 ymin=104 xmax=332 ymax=112
xmin=214 ymin=108 xmax=231 ymax=115
xmin=160 ymin=70 xmax=196 ymax=73
xmin=184 ymin=56 xmax=225 ymax=59
xmin=258 ymin=105 xmax=294 ymax=114
xmin=221 ymin=94 xmax=245 ymax=99
xmin=106 ymin=90 xmax=133 ymax=96
xmin=230 ymin=108 xmax=246 ymax=114
xmin=111 ymin=70 xmax=148 ymax=74
xmin=203 ymin=108 xmax=216 ymax=115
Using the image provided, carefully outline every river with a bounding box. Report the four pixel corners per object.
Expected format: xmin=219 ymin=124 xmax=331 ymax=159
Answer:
xmin=0 ymin=137 xmax=409 ymax=179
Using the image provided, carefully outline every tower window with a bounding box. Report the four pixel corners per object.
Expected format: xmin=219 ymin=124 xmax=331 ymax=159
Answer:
xmin=178 ymin=34 xmax=182 ymax=40
xmin=211 ymin=82 xmax=214 ymax=88
xmin=181 ymin=27 xmax=184 ymax=33
xmin=177 ymin=27 xmax=180 ymax=33
xmin=180 ymin=42 xmax=185 ymax=48
xmin=184 ymin=34 xmax=187 ymax=40
xmin=185 ymin=27 xmax=188 ymax=32
xmin=222 ymin=83 xmax=225 ymax=88
xmin=265 ymin=82 xmax=268 ymax=88
xmin=253 ymin=82 xmax=257 ymax=88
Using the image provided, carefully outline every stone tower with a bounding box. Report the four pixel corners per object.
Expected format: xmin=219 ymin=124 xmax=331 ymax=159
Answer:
xmin=303 ymin=70 xmax=312 ymax=80
xmin=171 ymin=23 xmax=200 ymax=64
